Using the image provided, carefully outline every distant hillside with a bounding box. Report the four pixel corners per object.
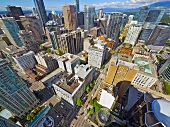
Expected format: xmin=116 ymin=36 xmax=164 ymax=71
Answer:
xmin=98 ymin=1 xmax=170 ymax=12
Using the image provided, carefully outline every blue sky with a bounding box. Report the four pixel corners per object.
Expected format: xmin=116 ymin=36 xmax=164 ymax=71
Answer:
xmin=0 ymin=0 xmax=167 ymax=11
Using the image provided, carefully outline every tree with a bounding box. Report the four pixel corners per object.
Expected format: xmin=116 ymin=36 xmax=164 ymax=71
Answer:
xmin=33 ymin=109 xmax=38 ymax=114
xmin=76 ymin=98 xmax=82 ymax=106
xmin=89 ymin=108 xmax=94 ymax=114
xmin=46 ymin=48 xmax=52 ymax=54
xmin=36 ymin=107 xmax=40 ymax=111
xmin=94 ymin=103 xmax=102 ymax=112
xmin=122 ymin=36 xmax=126 ymax=42
xmin=101 ymin=65 xmax=105 ymax=70
xmin=85 ymin=86 xmax=90 ymax=93
xmin=30 ymin=112 xmax=34 ymax=117
xmin=93 ymin=80 xmax=96 ymax=84
xmin=89 ymin=83 xmax=93 ymax=88
xmin=26 ymin=115 xmax=31 ymax=121
xmin=49 ymin=103 xmax=53 ymax=107
xmin=90 ymin=98 xmax=94 ymax=106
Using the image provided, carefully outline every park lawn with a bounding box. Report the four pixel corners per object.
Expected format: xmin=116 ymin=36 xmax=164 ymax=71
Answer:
xmin=164 ymin=81 xmax=170 ymax=95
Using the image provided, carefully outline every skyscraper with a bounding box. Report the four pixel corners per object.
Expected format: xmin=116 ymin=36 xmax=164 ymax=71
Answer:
xmin=159 ymin=59 xmax=170 ymax=82
xmin=148 ymin=25 xmax=170 ymax=46
xmin=6 ymin=5 xmax=24 ymax=20
xmin=84 ymin=5 xmax=95 ymax=33
xmin=34 ymin=0 xmax=47 ymax=27
xmin=0 ymin=116 xmax=20 ymax=127
xmin=0 ymin=17 xmax=23 ymax=47
xmin=73 ymin=0 xmax=80 ymax=12
xmin=62 ymin=5 xmax=77 ymax=31
xmin=106 ymin=13 xmax=123 ymax=43
xmin=0 ymin=59 xmax=39 ymax=118
xmin=139 ymin=8 xmax=165 ymax=42
xmin=137 ymin=6 xmax=149 ymax=23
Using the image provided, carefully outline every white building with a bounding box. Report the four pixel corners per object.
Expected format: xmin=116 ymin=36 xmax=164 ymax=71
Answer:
xmin=13 ymin=51 xmax=37 ymax=72
xmin=57 ymin=53 xmax=80 ymax=73
xmin=88 ymin=40 xmax=106 ymax=68
xmin=52 ymin=64 xmax=95 ymax=105
xmin=128 ymin=15 xmax=134 ymax=23
xmin=124 ymin=23 xmax=142 ymax=46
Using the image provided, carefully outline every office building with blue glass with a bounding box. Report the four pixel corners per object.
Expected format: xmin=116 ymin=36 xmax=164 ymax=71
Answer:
xmin=0 ymin=59 xmax=39 ymax=118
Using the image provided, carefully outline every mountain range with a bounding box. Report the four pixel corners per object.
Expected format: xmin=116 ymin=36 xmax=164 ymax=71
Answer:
xmin=97 ymin=1 xmax=170 ymax=12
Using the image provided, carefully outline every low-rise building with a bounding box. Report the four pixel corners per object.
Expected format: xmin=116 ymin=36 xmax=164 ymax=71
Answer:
xmin=88 ymin=40 xmax=106 ymax=68
xmin=35 ymin=51 xmax=58 ymax=74
xmin=13 ymin=51 xmax=37 ymax=72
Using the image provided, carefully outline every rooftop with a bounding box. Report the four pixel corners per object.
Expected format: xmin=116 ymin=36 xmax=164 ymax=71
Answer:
xmin=57 ymin=53 xmax=79 ymax=63
xmin=2 ymin=45 xmax=25 ymax=55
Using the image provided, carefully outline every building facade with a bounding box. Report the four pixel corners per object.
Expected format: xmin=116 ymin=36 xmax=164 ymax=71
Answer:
xmin=35 ymin=51 xmax=58 ymax=73
xmin=84 ymin=5 xmax=95 ymax=33
xmin=34 ymin=0 xmax=47 ymax=27
xmin=19 ymin=16 xmax=44 ymax=43
xmin=148 ymin=25 xmax=170 ymax=46
xmin=106 ymin=13 xmax=123 ymax=43
xmin=137 ymin=6 xmax=149 ymax=23
xmin=62 ymin=5 xmax=77 ymax=31
xmin=0 ymin=17 xmax=23 ymax=47
xmin=159 ymin=59 xmax=170 ymax=82
xmin=73 ymin=0 xmax=80 ymax=12
xmin=0 ymin=59 xmax=38 ymax=118
xmin=13 ymin=51 xmax=37 ymax=72
xmin=124 ymin=24 xmax=142 ymax=46
xmin=77 ymin=12 xmax=84 ymax=27
xmin=88 ymin=40 xmax=106 ymax=68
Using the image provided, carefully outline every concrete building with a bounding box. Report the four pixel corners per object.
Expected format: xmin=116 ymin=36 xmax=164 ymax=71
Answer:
xmin=84 ymin=5 xmax=95 ymax=33
xmin=13 ymin=51 xmax=37 ymax=72
xmin=0 ymin=116 xmax=20 ymax=127
xmin=18 ymin=30 xmax=37 ymax=52
xmin=34 ymin=0 xmax=47 ymax=27
xmin=19 ymin=16 xmax=44 ymax=43
xmin=88 ymin=40 xmax=106 ymax=68
xmin=131 ymin=54 xmax=157 ymax=88
xmin=159 ymin=59 xmax=170 ymax=82
xmin=0 ymin=59 xmax=38 ymax=118
xmin=148 ymin=25 xmax=170 ymax=46
xmin=90 ymin=27 xmax=101 ymax=38
xmin=52 ymin=64 xmax=95 ymax=105
xmin=62 ymin=5 xmax=77 ymax=31
xmin=57 ymin=53 xmax=80 ymax=73
xmin=128 ymin=15 xmax=134 ymax=23
xmin=0 ymin=34 xmax=11 ymax=50
xmin=106 ymin=12 xmax=123 ymax=44
xmin=77 ymin=12 xmax=84 ymax=27
xmin=99 ymin=18 xmax=107 ymax=35
xmin=6 ymin=5 xmax=24 ymax=20
xmin=50 ymin=30 xmax=82 ymax=54
xmin=0 ymin=17 xmax=23 ymax=47
xmin=124 ymin=23 xmax=142 ymax=46
xmin=35 ymin=51 xmax=58 ymax=73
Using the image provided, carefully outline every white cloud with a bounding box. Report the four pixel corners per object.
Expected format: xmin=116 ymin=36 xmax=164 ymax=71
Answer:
xmin=93 ymin=0 xmax=167 ymax=9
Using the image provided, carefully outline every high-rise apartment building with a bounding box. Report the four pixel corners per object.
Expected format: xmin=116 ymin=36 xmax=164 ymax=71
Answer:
xmin=0 ymin=17 xmax=23 ymax=47
xmin=124 ymin=24 xmax=142 ymax=46
xmin=34 ymin=0 xmax=47 ymax=27
xmin=0 ymin=59 xmax=38 ymax=118
xmin=137 ymin=6 xmax=149 ymax=23
xmin=148 ymin=25 xmax=170 ymax=46
xmin=88 ymin=40 xmax=106 ymax=68
xmin=0 ymin=116 xmax=20 ymax=127
xmin=13 ymin=51 xmax=37 ymax=72
xmin=62 ymin=5 xmax=77 ymax=31
xmin=19 ymin=16 xmax=44 ymax=43
xmin=106 ymin=13 xmax=123 ymax=43
xmin=73 ymin=0 xmax=80 ymax=12
xmin=99 ymin=18 xmax=107 ymax=35
xmin=84 ymin=5 xmax=95 ymax=33
xmin=6 ymin=5 xmax=24 ymax=20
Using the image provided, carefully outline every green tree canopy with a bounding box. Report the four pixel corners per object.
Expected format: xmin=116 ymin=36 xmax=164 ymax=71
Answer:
xmin=76 ymin=98 xmax=82 ymax=106
xmin=86 ymin=86 xmax=90 ymax=93
xmin=26 ymin=115 xmax=31 ymax=121
xmin=90 ymin=83 xmax=93 ymax=88
xmin=90 ymin=98 xmax=94 ymax=106
xmin=89 ymin=108 xmax=94 ymax=114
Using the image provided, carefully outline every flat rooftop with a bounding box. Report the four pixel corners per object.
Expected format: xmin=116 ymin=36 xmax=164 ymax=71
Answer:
xmin=2 ymin=45 xmax=25 ymax=55
xmin=57 ymin=53 xmax=79 ymax=63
